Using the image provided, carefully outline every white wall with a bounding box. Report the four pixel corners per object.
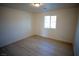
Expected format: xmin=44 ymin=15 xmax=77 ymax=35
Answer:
xmin=74 ymin=8 xmax=79 ymax=56
xmin=0 ymin=6 xmax=78 ymax=47
xmin=0 ymin=6 xmax=33 ymax=47
xmin=33 ymin=8 xmax=77 ymax=43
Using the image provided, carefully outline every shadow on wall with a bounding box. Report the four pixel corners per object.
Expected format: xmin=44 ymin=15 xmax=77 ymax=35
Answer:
xmin=0 ymin=6 xmax=32 ymax=47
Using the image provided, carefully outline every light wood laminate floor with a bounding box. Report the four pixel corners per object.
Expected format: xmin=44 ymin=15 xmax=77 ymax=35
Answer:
xmin=0 ymin=35 xmax=73 ymax=56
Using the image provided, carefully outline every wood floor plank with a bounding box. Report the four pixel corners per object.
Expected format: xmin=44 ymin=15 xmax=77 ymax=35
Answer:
xmin=0 ymin=35 xmax=73 ymax=56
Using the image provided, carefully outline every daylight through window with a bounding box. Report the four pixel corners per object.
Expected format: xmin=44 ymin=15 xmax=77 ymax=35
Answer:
xmin=44 ymin=16 xmax=57 ymax=28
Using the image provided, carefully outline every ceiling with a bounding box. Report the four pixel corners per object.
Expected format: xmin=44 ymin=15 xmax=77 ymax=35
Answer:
xmin=0 ymin=3 xmax=78 ymax=13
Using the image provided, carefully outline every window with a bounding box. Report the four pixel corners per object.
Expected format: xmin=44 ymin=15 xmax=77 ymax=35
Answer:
xmin=44 ymin=16 xmax=57 ymax=28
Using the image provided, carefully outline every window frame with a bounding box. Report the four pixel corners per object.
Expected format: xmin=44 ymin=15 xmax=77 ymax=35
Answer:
xmin=44 ymin=15 xmax=57 ymax=29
